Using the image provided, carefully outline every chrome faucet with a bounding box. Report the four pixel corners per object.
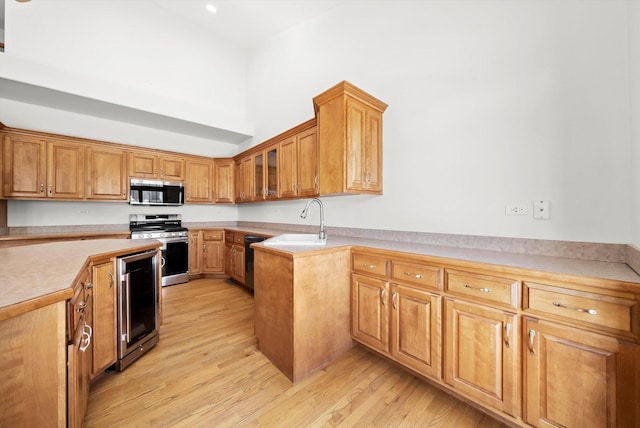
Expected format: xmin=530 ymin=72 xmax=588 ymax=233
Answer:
xmin=300 ymin=198 xmax=326 ymax=240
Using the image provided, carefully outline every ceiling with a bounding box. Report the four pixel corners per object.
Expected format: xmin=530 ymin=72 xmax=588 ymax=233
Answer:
xmin=151 ymin=0 xmax=347 ymax=48
xmin=1 ymin=1 xmax=348 ymax=47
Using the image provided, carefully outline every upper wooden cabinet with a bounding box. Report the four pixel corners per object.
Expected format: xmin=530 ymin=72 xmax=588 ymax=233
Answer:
xmin=213 ymin=158 xmax=234 ymax=203
xmin=185 ymin=157 xmax=213 ymax=203
xmin=2 ymin=131 xmax=85 ymax=200
xmin=235 ymin=155 xmax=254 ymax=202
xmin=314 ymin=81 xmax=387 ymax=195
xmin=86 ymin=146 xmax=127 ymax=200
xmin=279 ymin=122 xmax=318 ymax=199
xmin=253 ymin=145 xmax=279 ymax=200
xmin=128 ymin=151 xmax=185 ymax=181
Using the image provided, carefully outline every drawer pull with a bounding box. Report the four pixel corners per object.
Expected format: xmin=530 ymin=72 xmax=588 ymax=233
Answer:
xmin=552 ymin=301 xmax=597 ymax=315
xmin=404 ymin=271 xmax=423 ymax=279
xmin=392 ymin=291 xmax=398 ymax=309
xmin=76 ymin=301 xmax=87 ymax=311
xmin=362 ymin=264 xmax=377 ymax=269
xmin=504 ymin=323 xmax=511 ymax=348
xmin=464 ymin=283 xmax=491 ymax=293
xmin=381 ymin=287 xmax=387 ymax=306
xmin=528 ymin=329 xmax=536 ymax=356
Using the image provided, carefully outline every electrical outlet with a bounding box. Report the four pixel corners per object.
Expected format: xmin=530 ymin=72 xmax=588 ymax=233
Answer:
xmin=505 ymin=204 xmax=528 ymax=216
xmin=79 ymin=209 xmax=89 ymax=214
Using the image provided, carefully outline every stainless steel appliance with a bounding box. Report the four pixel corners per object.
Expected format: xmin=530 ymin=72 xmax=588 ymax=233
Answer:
xmin=130 ymin=214 xmax=189 ymax=286
xmin=116 ymin=249 xmax=160 ymax=371
xmin=244 ymin=234 xmax=267 ymax=290
xmin=129 ymin=178 xmax=184 ymax=206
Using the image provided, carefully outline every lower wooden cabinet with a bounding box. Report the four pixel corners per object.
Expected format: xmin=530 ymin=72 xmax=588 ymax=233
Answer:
xmin=188 ymin=230 xmax=202 ymax=275
xmin=91 ymin=260 xmax=117 ymax=376
xmin=444 ymin=298 xmax=519 ymax=417
xmin=351 ymin=273 xmax=390 ymax=353
xmin=203 ymin=230 xmax=224 ymax=274
xmin=523 ymin=317 xmax=639 ymax=428
xmin=225 ymin=231 xmax=245 ymax=284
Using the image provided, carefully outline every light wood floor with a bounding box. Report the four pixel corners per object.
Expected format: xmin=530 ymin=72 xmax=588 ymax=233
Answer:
xmin=85 ymin=278 xmax=508 ymax=427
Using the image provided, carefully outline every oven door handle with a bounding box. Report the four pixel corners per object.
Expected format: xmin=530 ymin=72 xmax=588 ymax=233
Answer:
xmin=158 ymin=236 xmax=189 ymax=246
xmin=123 ymin=272 xmax=131 ymax=343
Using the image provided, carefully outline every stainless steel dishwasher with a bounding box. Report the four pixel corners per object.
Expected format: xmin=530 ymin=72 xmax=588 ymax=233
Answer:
xmin=244 ymin=234 xmax=267 ymax=290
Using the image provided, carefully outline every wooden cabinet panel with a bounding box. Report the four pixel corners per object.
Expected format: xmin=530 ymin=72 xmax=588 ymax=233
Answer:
xmin=391 ymin=259 xmax=441 ymax=291
xmin=47 ymin=140 xmax=85 ymax=199
xmin=351 ymin=273 xmax=390 ymax=353
xmin=128 ymin=152 xmax=157 ymax=178
xmin=279 ymin=136 xmax=297 ymax=199
xmin=444 ymin=298 xmax=519 ymax=417
xmin=188 ymin=230 xmax=202 ymax=275
xmin=203 ymin=240 xmax=224 ymax=274
xmin=213 ymin=158 xmax=234 ymax=203
xmin=185 ymin=158 xmax=213 ymax=203
xmin=523 ymin=318 xmax=639 ymax=428
xmin=92 ymin=261 xmax=117 ymax=376
xmin=352 ymin=252 xmax=389 ymax=278
xmin=296 ymin=126 xmax=319 ymax=198
xmin=445 ymin=269 xmax=519 ymax=309
xmin=160 ymin=156 xmax=184 ymax=181
xmin=2 ymin=133 xmax=46 ymax=198
xmin=391 ymin=283 xmax=441 ymax=379
xmin=231 ymin=244 xmax=245 ymax=282
xmin=87 ymin=146 xmax=127 ymax=200
xmin=236 ymin=156 xmax=254 ymax=202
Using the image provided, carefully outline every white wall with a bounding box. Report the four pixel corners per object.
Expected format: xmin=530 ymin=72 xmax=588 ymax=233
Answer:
xmin=242 ymin=0 xmax=633 ymax=244
xmin=630 ymin=0 xmax=640 ymax=248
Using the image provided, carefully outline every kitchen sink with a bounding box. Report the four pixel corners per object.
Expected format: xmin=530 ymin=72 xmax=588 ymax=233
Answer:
xmin=263 ymin=234 xmax=327 ymax=246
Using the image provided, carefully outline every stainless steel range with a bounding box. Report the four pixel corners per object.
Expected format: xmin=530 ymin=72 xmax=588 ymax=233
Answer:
xmin=129 ymin=214 xmax=189 ymax=286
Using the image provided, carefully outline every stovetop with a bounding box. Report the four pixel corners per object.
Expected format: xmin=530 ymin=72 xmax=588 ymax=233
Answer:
xmin=129 ymin=214 xmax=188 ymax=239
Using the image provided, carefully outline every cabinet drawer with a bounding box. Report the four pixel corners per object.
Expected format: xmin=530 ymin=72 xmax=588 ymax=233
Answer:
xmin=233 ymin=233 xmax=244 ymax=244
xmin=391 ymin=260 xmax=441 ymax=290
xmin=524 ymin=282 xmax=640 ymax=336
xmin=225 ymin=232 xmax=234 ymax=243
xmin=353 ymin=253 xmax=389 ymax=278
xmin=445 ymin=269 xmax=518 ymax=308
xmin=202 ymin=230 xmax=223 ymax=241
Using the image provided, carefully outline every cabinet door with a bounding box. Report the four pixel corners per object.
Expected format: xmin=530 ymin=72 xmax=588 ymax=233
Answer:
xmin=345 ymin=99 xmax=382 ymax=193
xmin=188 ymin=231 xmax=202 ymax=275
xmin=47 ymin=140 xmax=85 ymax=199
xmin=444 ymin=298 xmax=519 ymax=417
xmin=391 ymin=283 xmax=441 ymax=380
xmin=254 ymin=152 xmax=265 ymax=200
xmin=224 ymin=242 xmax=233 ymax=277
xmin=92 ymin=262 xmax=117 ymax=376
xmin=351 ymin=274 xmax=390 ymax=353
xmin=128 ymin=152 xmax=158 ymax=178
xmin=185 ymin=159 xmax=213 ymax=203
xmin=265 ymin=146 xmax=278 ymax=199
xmin=159 ymin=155 xmax=184 ymax=181
xmin=213 ymin=158 xmax=234 ymax=203
xmin=524 ymin=318 xmax=639 ymax=428
xmin=87 ymin=146 xmax=127 ymax=200
xmin=239 ymin=156 xmax=254 ymax=202
xmin=203 ymin=240 xmax=224 ymax=273
xmin=279 ymin=136 xmax=297 ymax=198
xmin=231 ymin=244 xmax=245 ymax=283
xmin=296 ymin=126 xmax=319 ymax=197
xmin=2 ymin=133 xmax=47 ymax=198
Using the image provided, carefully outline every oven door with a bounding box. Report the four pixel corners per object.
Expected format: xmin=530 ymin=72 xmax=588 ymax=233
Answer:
xmin=160 ymin=236 xmax=189 ymax=287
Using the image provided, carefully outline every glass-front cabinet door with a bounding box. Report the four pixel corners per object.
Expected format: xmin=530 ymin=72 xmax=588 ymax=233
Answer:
xmin=254 ymin=152 xmax=264 ymax=199
xmin=265 ymin=147 xmax=278 ymax=199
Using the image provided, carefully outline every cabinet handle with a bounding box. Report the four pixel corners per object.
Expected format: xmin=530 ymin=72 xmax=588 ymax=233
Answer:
xmin=381 ymin=288 xmax=387 ymax=306
xmin=392 ymin=291 xmax=398 ymax=309
xmin=203 ymin=244 xmax=206 ymax=253
xmin=504 ymin=323 xmax=511 ymax=348
xmin=40 ymin=183 xmax=44 ymax=193
xmin=107 ymin=271 xmax=114 ymax=288
xmin=362 ymin=264 xmax=377 ymax=269
xmin=76 ymin=301 xmax=87 ymax=311
xmin=464 ymin=283 xmax=491 ymax=293
xmin=552 ymin=301 xmax=597 ymax=315
xmin=80 ymin=323 xmax=92 ymax=352
xmin=84 ymin=281 xmax=93 ymax=289
xmin=404 ymin=271 xmax=423 ymax=279
xmin=314 ymin=175 xmax=319 ymax=187
xmin=48 ymin=184 xmax=52 ymax=194
xmin=528 ymin=329 xmax=536 ymax=356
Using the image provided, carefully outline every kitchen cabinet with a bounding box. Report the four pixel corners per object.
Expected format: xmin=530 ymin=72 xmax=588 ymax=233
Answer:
xmin=91 ymin=260 xmax=117 ymax=377
xmin=279 ymin=123 xmax=318 ymax=199
xmin=86 ymin=145 xmax=128 ymax=200
xmin=234 ymin=156 xmax=254 ymax=202
xmin=225 ymin=231 xmax=245 ymax=283
xmin=2 ymin=132 xmax=85 ymax=199
xmin=0 ymin=301 xmax=67 ymax=427
xmin=128 ymin=150 xmax=185 ymax=181
xmin=202 ymin=229 xmax=225 ymax=274
xmin=523 ymin=318 xmax=638 ymax=428
xmin=68 ymin=267 xmax=93 ymax=428
xmin=351 ymin=273 xmax=390 ymax=353
xmin=313 ymin=81 xmax=387 ymax=195
xmin=444 ymin=298 xmax=519 ymax=417
xmin=188 ymin=230 xmax=203 ymax=275
xmin=253 ymin=145 xmax=279 ymax=200
xmin=254 ymin=246 xmax=352 ymax=382
xmin=213 ymin=158 xmax=234 ymax=203
xmin=185 ymin=157 xmax=214 ymax=203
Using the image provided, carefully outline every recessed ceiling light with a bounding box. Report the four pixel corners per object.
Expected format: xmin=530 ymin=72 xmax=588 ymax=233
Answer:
xmin=206 ymin=4 xmax=217 ymax=13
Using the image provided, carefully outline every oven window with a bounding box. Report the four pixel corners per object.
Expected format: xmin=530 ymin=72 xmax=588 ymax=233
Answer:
xmin=163 ymin=241 xmax=189 ymax=277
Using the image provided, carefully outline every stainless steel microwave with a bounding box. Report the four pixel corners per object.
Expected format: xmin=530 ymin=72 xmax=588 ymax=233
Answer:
xmin=129 ymin=179 xmax=184 ymax=206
